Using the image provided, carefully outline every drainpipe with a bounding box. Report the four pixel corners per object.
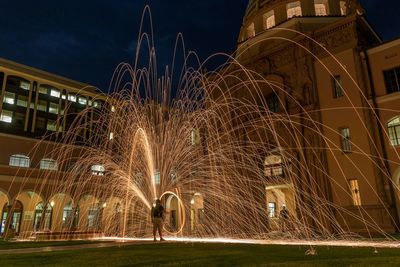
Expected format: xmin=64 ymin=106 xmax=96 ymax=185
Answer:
xmin=363 ymin=49 xmax=400 ymax=232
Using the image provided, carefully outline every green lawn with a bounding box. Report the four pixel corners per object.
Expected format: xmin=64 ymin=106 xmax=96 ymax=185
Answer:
xmin=1 ymin=242 xmax=400 ymax=266
xmin=0 ymin=239 xmax=103 ymax=250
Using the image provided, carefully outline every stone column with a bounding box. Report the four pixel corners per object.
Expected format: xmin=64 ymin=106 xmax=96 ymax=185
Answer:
xmin=301 ymin=0 xmax=316 ymax=16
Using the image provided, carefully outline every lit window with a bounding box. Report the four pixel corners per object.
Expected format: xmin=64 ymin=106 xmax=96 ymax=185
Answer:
xmin=48 ymin=102 xmax=59 ymax=114
xmin=20 ymin=81 xmax=30 ymax=90
xmin=50 ymin=89 xmax=60 ymax=98
xmin=17 ymin=95 xmax=28 ymax=107
xmin=340 ymin=1 xmax=347 ymax=16
xmin=332 ymin=75 xmax=344 ymax=98
xmin=111 ymin=106 xmax=116 ymax=112
xmin=40 ymin=158 xmax=58 ymax=170
xmin=349 ymin=179 xmax=361 ymax=206
xmin=3 ymin=91 xmax=15 ymax=105
xmin=340 ymin=128 xmax=352 ymax=152
xmin=61 ymin=94 xmax=67 ymax=100
xmin=93 ymin=101 xmax=100 ymax=108
xmin=314 ymin=0 xmax=328 ymax=16
xmin=247 ymin=23 xmax=255 ymax=38
xmin=388 ymin=117 xmax=400 ymax=146
xmin=0 ymin=110 xmax=13 ymax=123
xmin=154 ymin=171 xmax=161 ymax=185
xmin=9 ymin=154 xmax=30 ymax=168
xmin=268 ymin=202 xmax=276 ymax=218
xmin=265 ymin=155 xmax=284 ymax=177
xmin=287 ymin=1 xmax=302 ymax=18
xmin=91 ymin=165 xmax=105 ymax=176
xmin=383 ymin=66 xmax=400 ymax=94
xmin=88 ymin=100 xmax=93 ymax=106
xmin=263 ymin=10 xmax=275 ymax=29
xmin=46 ymin=120 xmax=57 ymax=131
xmin=37 ymin=100 xmax=47 ymax=112
xmin=62 ymin=202 xmax=73 ymax=228
xmin=78 ymin=97 xmax=87 ymax=105
xmin=109 ymin=132 xmax=114 ymax=140
xmin=68 ymin=94 xmax=77 ymax=102
xmin=38 ymin=86 xmax=48 ymax=95
xmin=191 ymin=129 xmax=200 ymax=145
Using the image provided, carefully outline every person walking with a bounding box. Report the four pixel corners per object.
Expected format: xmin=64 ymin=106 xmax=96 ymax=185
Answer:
xmin=151 ymin=199 xmax=165 ymax=241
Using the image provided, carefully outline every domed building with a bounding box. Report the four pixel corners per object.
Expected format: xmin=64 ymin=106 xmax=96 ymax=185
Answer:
xmin=231 ymin=0 xmax=400 ymax=235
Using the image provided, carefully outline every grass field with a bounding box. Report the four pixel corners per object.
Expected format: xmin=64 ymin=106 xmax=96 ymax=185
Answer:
xmin=1 ymin=241 xmax=400 ymax=266
xmin=0 ymin=238 xmax=103 ymax=250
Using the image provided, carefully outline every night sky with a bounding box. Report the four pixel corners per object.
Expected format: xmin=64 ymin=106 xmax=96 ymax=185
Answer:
xmin=0 ymin=0 xmax=399 ymax=91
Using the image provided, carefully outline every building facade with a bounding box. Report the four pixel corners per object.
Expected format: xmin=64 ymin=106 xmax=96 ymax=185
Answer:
xmin=236 ymin=0 xmax=400 ymax=234
xmin=0 ymin=58 xmax=115 ymax=238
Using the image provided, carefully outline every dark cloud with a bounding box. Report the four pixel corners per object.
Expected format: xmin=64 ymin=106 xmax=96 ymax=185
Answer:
xmin=0 ymin=0 xmax=397 ymax=90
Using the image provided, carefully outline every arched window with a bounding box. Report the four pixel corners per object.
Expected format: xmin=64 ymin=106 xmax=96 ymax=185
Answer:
xmin=62 ymin=202 xmax=73 ymax=229
xmin=2 ymin=201 xmax=23 ymax=234
xmin=91 ymin=165 xmax=105 ymax=176
xmin=33 ymin=202 xmax=52 ymax=231
xmin=388 ymin=117 xmax=400 ymax=146
xmin=9 ymin=154 xmax=30 ymax=168
xmin=40 ymin=158 xmax=58 ymax=170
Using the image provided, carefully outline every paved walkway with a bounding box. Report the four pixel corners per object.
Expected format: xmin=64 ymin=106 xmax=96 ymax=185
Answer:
xmin=0 ymin=241 xmax=153 ymax=255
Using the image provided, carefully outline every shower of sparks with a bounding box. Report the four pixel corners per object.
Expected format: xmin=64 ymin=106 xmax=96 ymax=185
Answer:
xmin=6 ymin=8 xmax=400 ymax=245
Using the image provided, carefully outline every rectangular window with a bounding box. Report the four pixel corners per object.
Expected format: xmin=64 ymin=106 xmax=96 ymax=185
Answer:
xmin=38 ymin=86 xmax=48 ymax=95
xmin=383 ymin=66 xmax=400 ymax=94
xmin=78 ymin=96 xmax=87 ymax=105
xmin=154 ymin=171 xmax=161 ymax=185
xmin=268 ymin=202 xmax=276 ymax=218
xmin=17 ymin=95 xmax=28 ymax=107
xmin=46 ymin=120 xmax=57 ymax=131
xmin=48 ymin=102 xmax=59 ymax=114
xmin=332 ymin=75 xmax=344 ymax=98
xmin=50 ymin=89 xmax=60 ymax=98
xmin=9 ymin=155 xmax=30 ymax=167
xmin=340 ymin=128 xmax=352 ymax=152
xmin=340 ymin=1 xmax=347 ymax=16
xmin=20 ymin=81 xmax=30 ymax=90
xmin=40 ymin=159 xmax=58 ymax=170
xmin=263 ymin=10 xmax=275 ymax=29
xmin=287 ymin=1 xmax=302 ymax=18
xmin=314 ymin=0 xmax=329 ymax=16
xmin=266 ymin=94 xmax=280 ymax=113
xmin=37 ymin=100 xmax=47 ymax=112
xmin=3 ymin=91 xmax=15 ymax=105
xmin=61 ymin=94 xmax=66 ymax=100
xmin=68 ymin=94 xmax=77 ymax=102
xmin=247 ymin=23 xmax=255 ymax=38
xmin=191 ymin=129 xmax=201 ymax=145
xmin=349 ymin=179 xmax=362 ymax=206
xmin=0 ymin=110 xmax=13 ymax=123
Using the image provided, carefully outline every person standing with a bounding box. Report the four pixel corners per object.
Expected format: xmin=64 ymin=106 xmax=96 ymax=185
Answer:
xmin=151 ymin=199 xmax=165 ymax=241
xmin=279 ymin=205 xmax=289 ymax=233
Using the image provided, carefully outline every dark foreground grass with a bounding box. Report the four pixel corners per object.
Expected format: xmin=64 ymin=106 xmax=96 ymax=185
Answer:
xmin=0 ymin=239 xmax=103 ymax=250
xmin=1 ymin=242 xmax=400 ymax=266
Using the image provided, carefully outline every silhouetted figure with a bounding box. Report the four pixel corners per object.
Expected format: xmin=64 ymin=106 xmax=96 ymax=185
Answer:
xmin=151 ymin=199 xmax=165 ymax=241
xmin=279 ymin=205 xmax=289 ymax=232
